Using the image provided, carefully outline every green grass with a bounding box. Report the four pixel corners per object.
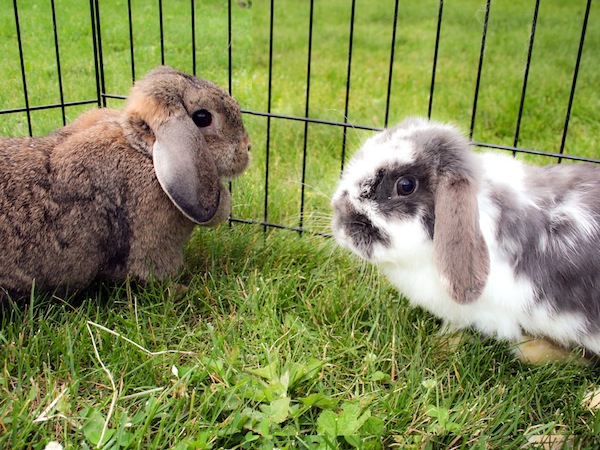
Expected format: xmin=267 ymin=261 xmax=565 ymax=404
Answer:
xmin=3 ymin=227 xmax=600 ymax=448
xmin=2 ymin=0 xmax=600 ymax=448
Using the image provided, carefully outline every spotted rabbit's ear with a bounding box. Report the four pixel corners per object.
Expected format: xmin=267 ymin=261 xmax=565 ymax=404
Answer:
xmin=433 ymin=171 xmax=490 ymax=304
xmin=152 ymin=114 xmax=221 ymax=224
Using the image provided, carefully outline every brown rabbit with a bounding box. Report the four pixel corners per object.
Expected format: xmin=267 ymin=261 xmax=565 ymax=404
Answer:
xmin=0 ymin=66 xmax=251 ymax=299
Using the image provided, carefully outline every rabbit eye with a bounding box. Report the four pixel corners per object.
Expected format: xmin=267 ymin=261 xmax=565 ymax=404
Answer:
xmin=192 ymin=109 xmax=212 ymax=127
xmin=396 ymin=177 xmax=416 ymax=196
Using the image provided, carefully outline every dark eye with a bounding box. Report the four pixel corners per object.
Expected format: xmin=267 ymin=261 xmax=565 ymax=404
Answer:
xmin=192 ymin=109 xmax=212 ymax=127
xmin=396 ymin=176 xmax=416 ymax=196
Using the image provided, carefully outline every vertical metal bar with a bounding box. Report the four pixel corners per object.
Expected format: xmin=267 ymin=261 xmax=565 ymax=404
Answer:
xmin=127 ymin=0 xmax=136 ymax=81
xmin=191 ymin=0 xmax=197 ymax=75
xmin=95 ymin=0 xmax=107 ymax=106
xmin=340 ymin=0 xmax=357 ymax=172
xmin=428 ymin=0 xmax=444 ymax=119
xmin=158 ymin=0 xmax=165 ymax=65
xmin=13 ymin=0 xmax=32 ymax=136
xmin=227 ymin=0 xmax=233 ymax=225
xmin=559 ymin=0 xmax=591 ymax=161
xmin=50 ymin=0 xmax=66 ymax=126
xmin=384 ymin=0 xmax=400 ymax=128
xmin=469 ymin=0 xmax=491 ymax=140
xmin=94 ymin=0 xmax=106 ymax=107
xmin=89 ymin=0 xmax=102 ymax=108
xmin=263 ymin=0 xmax=275 ymax=233
xmin=513 ymin=0 xmax=540 ymax=152
xmin=228 ymin=0 xmax=233 ymax=93
xmin=299 ymin=0 xmax=315 ymax=233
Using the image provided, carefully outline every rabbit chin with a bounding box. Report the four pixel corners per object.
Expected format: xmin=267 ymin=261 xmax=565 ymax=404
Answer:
xmin=368 ymin=218 xmax=432 ymax=265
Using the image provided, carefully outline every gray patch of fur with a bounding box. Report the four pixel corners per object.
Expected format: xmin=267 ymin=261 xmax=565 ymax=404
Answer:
xmin=493 ymin=163 xmax=600 ymax=330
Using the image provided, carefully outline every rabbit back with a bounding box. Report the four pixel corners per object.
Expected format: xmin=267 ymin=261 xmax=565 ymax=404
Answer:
xmin=482 ymin=156 xmax=600 ymax=348
xmin=0 ymin=109 xmax=193 ymax=298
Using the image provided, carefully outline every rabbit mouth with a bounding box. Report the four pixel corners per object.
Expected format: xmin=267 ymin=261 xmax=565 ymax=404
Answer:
xmin=332 ymin=196 xmax=391 ymax=261
xmin=220 ymin=166 xmax=248 ymax=182
xmin=349 ymin=218 xmax=388 ymax=258
xmin=218 ymin=146 xmax=251 ymax=182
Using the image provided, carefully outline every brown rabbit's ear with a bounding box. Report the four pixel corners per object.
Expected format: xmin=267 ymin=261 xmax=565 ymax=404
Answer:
xmin=433 ymin=174 xmax=490 ymax=303
xmin=152 ymin=115 xmax=220 ymax=224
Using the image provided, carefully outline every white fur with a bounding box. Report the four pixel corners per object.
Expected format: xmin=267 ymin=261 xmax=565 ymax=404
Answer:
xmin=378 ymin=234 xmax=533 ymax=343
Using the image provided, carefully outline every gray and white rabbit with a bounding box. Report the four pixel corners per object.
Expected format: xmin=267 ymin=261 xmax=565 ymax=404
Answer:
xmin=0 ymin=66 xmax=251 ymax=299
xmin=332 ymin=117 xmax=600 ymax=363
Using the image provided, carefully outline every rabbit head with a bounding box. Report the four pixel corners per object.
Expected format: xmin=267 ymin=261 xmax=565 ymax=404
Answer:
xmin=332 ymin=117 xmax=489 ymax=304
xmin=122 ymin=65 xmax=251 ymax=225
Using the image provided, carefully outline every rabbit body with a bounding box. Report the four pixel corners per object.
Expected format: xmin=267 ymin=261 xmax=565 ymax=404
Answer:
xmin=0 ymin=66 xmax=250 ymax=298
xmin=332 ymin=117 xmax=600 ymax=356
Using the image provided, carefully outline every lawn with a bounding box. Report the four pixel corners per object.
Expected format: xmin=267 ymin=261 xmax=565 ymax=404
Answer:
xmin=1 ymin=0 xmax=600 ymax=448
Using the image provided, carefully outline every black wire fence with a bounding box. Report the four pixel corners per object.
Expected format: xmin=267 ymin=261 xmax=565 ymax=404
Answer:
xmin=2 ymin=0 xmax=598 ymax=235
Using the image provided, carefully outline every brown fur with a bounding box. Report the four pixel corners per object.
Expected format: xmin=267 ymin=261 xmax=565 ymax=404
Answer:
xmin=0 ymin=66 xmax=250 ymax=299
xmin=433 ymin=175 xmax=490 ymax=303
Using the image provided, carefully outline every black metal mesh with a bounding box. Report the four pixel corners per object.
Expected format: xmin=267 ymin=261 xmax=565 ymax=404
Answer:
xmin=2 ymin=0 xmax=597 ymax=235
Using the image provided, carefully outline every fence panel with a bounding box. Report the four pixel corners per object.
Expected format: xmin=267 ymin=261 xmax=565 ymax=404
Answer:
xmin=1 ymin=0 xmax=597 ymax=235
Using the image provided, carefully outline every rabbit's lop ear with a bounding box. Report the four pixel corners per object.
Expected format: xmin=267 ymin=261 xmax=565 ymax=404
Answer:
xmin=432 ymin=146 xmax=490 ymax=304
xmin=153 ymin=115 xmax=220 ymax=224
